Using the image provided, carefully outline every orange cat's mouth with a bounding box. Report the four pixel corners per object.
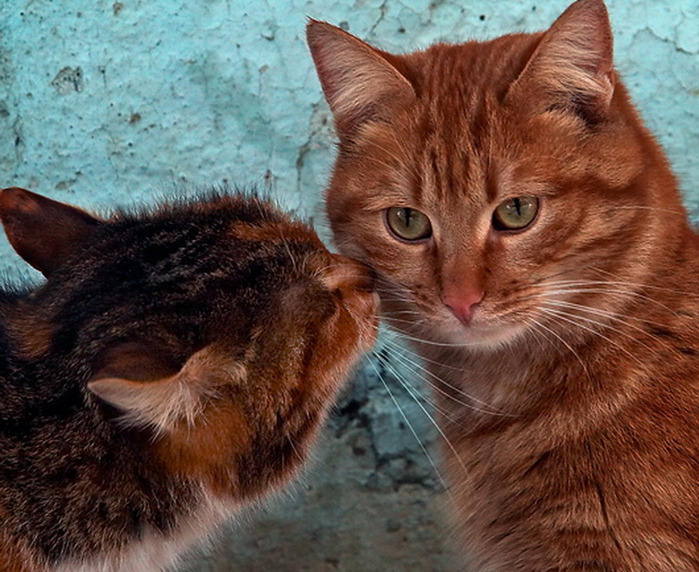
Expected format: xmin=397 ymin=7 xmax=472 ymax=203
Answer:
xmin=378 ymin=289 xmax=529 ymax=349
xmin=437 ymin=316 xmax=530 ymax=349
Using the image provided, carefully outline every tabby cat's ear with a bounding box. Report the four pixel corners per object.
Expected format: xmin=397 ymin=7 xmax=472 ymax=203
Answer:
xmin=88 ymin=344 xmax=245 ymax=434
xmin=507 ymin=0 xmax=615 ymax=121
xmin=0 ymin=187 xmax=102 ymax=277
xmin=306 ymin=20 xmax=415 ymax=137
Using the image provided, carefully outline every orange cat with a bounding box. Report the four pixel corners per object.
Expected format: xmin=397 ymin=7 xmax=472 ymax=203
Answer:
xmin=308 ymin=0 xmax=699 ymax=569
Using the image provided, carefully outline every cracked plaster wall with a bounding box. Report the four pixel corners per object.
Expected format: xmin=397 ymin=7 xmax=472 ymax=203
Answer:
xmin=0 ymin=1 xmax=696 ymax=571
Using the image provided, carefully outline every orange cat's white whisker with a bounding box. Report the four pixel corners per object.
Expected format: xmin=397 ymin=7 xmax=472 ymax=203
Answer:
xmin=604 ymin=205 xmax=688 ymax=217
xmin=379 ymin=354 xmax=472 ymax=421
xmin=381 ymin=338 xmax=515 ymax=417
xmin=367 ymin=358 xmax=457 ymax=499
xmin=524 ymin=316 xmax=590 ymax=376
xmin=395 ymin=332 xmax=485 ymax=348
xmin=539 ymin=302 xmax=677 ymax=358
xmin=541 ymin=286 xmax=678 ymax=315
xmin=535 ymin=277 xmax=699 ymax=299
xmin=539 ymin=307 xmax=647 ymax=368
xmin=542 ymin=299 xmax=674 ymax=333
xmin=379 ymin=357 xmax=473 ymax=480
xmin=374 ymin=351 xmax=457 ymax=421
xmin=380 ymin=337 xmax=474 ymax=374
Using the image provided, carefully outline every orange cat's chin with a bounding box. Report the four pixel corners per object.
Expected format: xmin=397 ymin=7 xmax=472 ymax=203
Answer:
xmin=425 ymin=314 xmax=530 ymax=350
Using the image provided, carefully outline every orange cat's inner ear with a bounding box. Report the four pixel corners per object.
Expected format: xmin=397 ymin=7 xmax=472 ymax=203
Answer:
xmin=88 ymin=345 xmax=247 ymax=434
xmin=306 ymin=19 xmax=415 ymax=136
xmin=507 ymin=0 xmax=615 ymax=120
xmin=0 ymin=187 xmax=102 ymax=277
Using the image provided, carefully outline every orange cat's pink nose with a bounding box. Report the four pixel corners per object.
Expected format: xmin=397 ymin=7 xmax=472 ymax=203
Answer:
xmin=444 ymin=291 xmax=483 ymax=325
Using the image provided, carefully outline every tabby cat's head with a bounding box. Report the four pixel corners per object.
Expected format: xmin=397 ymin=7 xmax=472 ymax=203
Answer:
xmin=307 ymin=0 xmax=686 ymax=350
xmin=0 ymin=187 xmax=378 ymax=498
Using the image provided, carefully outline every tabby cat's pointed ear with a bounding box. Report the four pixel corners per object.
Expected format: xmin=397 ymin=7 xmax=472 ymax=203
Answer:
xmin=306 ymin=20 xmax=415 ymax=137
xmin=88 ymin=345 xmax=246 ymax=433
xmin=507 ymin=0 xmax=615 ymax=121
xmin=0 ymin=187 xmax=102 ymax=277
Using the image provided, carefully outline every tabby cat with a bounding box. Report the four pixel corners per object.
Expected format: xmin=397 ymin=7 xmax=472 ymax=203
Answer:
xmin=308 ymin=0 xmax=699 ymax=569
xmin=0 ymin=187 xmax=377 ymax=571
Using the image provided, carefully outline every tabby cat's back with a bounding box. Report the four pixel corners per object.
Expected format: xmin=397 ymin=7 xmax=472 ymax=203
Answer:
xmin=0 ymin=188 xmax=378 ymax=571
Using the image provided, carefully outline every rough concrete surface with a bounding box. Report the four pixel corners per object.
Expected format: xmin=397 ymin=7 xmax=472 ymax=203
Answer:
xmin=0 ymin=1 xmax=696 ymax=570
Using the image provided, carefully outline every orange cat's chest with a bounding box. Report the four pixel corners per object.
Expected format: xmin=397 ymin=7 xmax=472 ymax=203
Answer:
xmin=432 ymin=345 xmax=699 ymax=569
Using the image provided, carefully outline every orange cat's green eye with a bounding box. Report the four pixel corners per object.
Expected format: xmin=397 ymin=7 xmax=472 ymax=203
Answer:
xmin=385 ymin=207 xmax=432 ymax=241
xmin=492 ymin=197 xmax=539 ymax=231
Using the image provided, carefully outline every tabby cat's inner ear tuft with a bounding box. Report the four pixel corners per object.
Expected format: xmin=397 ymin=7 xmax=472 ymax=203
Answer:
xmin=88 ymin=345 xmax=246 ymax=434
xmin=306 ymin=20 xmax=415 ymax=137
xmin=507 ymin=0 xmax=615 ymax=120
xmin=0 ymin=187 xmax=102 ymax=277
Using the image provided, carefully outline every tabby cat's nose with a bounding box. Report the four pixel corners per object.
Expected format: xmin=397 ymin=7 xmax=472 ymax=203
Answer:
xmin=444 ymin=291 xmax=483 ymax=325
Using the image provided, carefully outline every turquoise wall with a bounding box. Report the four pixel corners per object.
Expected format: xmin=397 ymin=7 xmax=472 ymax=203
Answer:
xmin=0 ymin=1 xmax=696 ymax=570
xmin=0 ymin=0 xmax=696 ymax=276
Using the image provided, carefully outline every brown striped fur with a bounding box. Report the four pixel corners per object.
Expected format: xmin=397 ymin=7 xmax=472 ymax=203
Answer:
xmin=308 ymin=0 xmax=699 ymax=569
xmin=0 ymin=188 xmax=378 ymax=570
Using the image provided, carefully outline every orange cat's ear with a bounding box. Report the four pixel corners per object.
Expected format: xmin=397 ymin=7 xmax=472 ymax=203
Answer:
xmin=88 ymin=345 xmax=246 ymax=434
xmin=0 ymin=187 xmax=102 ymax=277
xmin=306 ymin=20 xmax=415 ymax=137
xmin=507 ymin=0 xmax=614 ymax=120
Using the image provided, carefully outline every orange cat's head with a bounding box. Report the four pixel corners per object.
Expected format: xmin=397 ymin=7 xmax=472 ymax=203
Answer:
xmin=308 ymin=0 xmax=688 ymax=350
